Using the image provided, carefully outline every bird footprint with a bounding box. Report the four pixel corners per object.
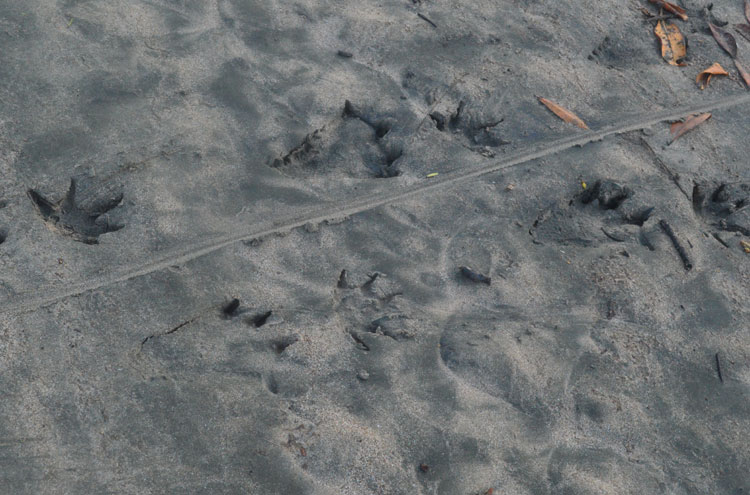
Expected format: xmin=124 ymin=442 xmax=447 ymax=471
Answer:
xmin=28 ymin=179 xmax=123 ymax=244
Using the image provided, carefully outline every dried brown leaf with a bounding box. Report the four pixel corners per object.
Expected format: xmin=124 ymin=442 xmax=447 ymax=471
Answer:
xmin=538 ymin=97 xmax=589 ymax=129
xmin=734 ymin=59 xmax=750 ymax=87
xmin=696 ymin=62 xmax=729 ymax=89
xmin=669 ymin=113 xmax=711 ymax=144
xmin=736 ymin=23 xmax=750 ymax=43
xmin=649 ymin=0 xmax=688 ymax=21
xmin=655 ymin=20 xmax=687 ymax=66
xmin=709 ymin=23 xmax=738 ymax=59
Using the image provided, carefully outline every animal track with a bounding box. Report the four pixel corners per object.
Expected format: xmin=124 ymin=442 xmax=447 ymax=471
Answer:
xmin=693 ymin=181 xmax=750 ymax=235
xmin=438 ymin=315 xmax=558 ymax=426
xmin=401 ymin=70 xmax=507 ymax=155
xmin=222 ymin=298 xmax=241 ymax=318
xmin=342 ymin=101 xmax=403 ymax=178
xmin=220 ymin=298 xmax=275 ymax=328
xmin=580 ymin=180 xmax=631 ymax=210
xmin=271 ymin=100 xmax=406 ymax=179
xmin=249 ymin=310 xmax=273 ymax=328
xmin=335 ymin=269 xmax=413 ymax=346
xmin=367 ymin=315 xmax=414 ymax=341
xmin=28 ymin=179 xmax=123 ymax=244
xmin=588 ymin=36 xmax=647 ymax=70
xmin=5 ymin=95 xmax=748 ymax=316
xmin=430 ymin=100 xmax=508 ymax=153
xmin=530 ymin=179 xmax=654 ymax=246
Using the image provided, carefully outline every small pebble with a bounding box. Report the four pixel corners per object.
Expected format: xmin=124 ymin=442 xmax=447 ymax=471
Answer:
xmin=357 ymin=370 xmax=369 ymax=381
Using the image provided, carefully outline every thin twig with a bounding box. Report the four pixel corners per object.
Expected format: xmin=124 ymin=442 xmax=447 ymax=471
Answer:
xmin=660 ymin=220 xmax=692 ymax=271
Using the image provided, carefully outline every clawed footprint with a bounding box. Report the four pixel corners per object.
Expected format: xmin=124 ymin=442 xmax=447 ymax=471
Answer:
xmin=28 ymin=178 xmax=123 ymax=244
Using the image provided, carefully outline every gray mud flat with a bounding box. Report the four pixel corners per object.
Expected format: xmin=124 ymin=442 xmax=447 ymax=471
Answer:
xmin=1 ymin=0 xmax=749 ymax=493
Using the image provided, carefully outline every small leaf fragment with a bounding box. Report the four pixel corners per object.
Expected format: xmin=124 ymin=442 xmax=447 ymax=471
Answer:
xmin=746 ymin=0 xmax=750 ymax=24
xmin=734 ymin=59 xmax=750 ymax=87
xmin=669 ymin=113 xmax=711 ymax=144
xmin=648 ymin=0 xmax=688 ymax=21
xmin=538 ymin=97 xmax=588 ymax=129
xmin=655 ymin=20 xmax=687 ymax=66
xmin=735 ymin=23 xmax=750 ymax=43
xmin=696 ymin=62 xmax=729 ymax=89
xmin=709 ymin=23 xmax=737 ymax=59
xmin=426 ymin=172 xmax=439 ymax=178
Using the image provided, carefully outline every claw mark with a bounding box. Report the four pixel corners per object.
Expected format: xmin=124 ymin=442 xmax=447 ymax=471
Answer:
xmin=222 ymin=298 xmax=241 ymax=318
xmin=271 ymin=335 xmax=298 ymax=354
xmin=249 ymin=310 xmax=273 ymax=328
xmin=337 ymin=269 xmax=350 ymax=288
xmin=715 ymin=352 xmax=724 ymax=383
xmin=28 ymin=179 xmax=123 ymax=244
xmin=459 ymin=266 xmax=492 ymax=285
xmin=432 ymin=100 xmax=508 ymax=152
xmin=272 ymin=101 xmax=404 ymax=178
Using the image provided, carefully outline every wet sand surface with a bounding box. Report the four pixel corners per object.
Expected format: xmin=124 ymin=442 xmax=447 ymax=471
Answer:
xmin=1 ymin=0 xmax=749 ymax=493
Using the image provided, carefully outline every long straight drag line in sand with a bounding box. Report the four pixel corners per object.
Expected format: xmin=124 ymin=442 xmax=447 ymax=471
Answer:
xmin=4 ymin=93 xmax=750 ymax=315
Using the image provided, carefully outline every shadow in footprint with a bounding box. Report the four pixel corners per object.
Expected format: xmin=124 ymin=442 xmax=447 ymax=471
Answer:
xmin=28 ymin=179 xmax=123 ymax=244
xmin=271 ymin=335 xmax=298 ymax=355
xmin=694 ymin=181 xmax=750 ymax=235
xmin=530 ymin=179 xmax=653 ymax=246
xmin=248 ymin=310 xmax=273 ymax=328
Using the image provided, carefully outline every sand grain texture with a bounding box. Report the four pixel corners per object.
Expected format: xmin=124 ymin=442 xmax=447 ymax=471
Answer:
xmin=1 ymin=0 xmax=749 ymax=493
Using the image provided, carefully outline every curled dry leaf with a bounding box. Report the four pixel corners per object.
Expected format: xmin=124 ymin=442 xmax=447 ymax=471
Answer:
xmin=709 ymin=23 xmax=737 ymax=59
xmin=735 ymin=23 xmax=750 ymax=43
xmin=655 ymin=20 xmax=687 ymax=66
xmin=669 ymin=113 xmax=711 ymax=144
xmin=696 ymin=62 xmax=729 ymax=89
xmin=648 ymin=0 xmax=688 ymax=21
xmin=538 ymin=97 xmax=589 ymax=129
xmin=734 ymin=59 xmax=750 ymax=87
